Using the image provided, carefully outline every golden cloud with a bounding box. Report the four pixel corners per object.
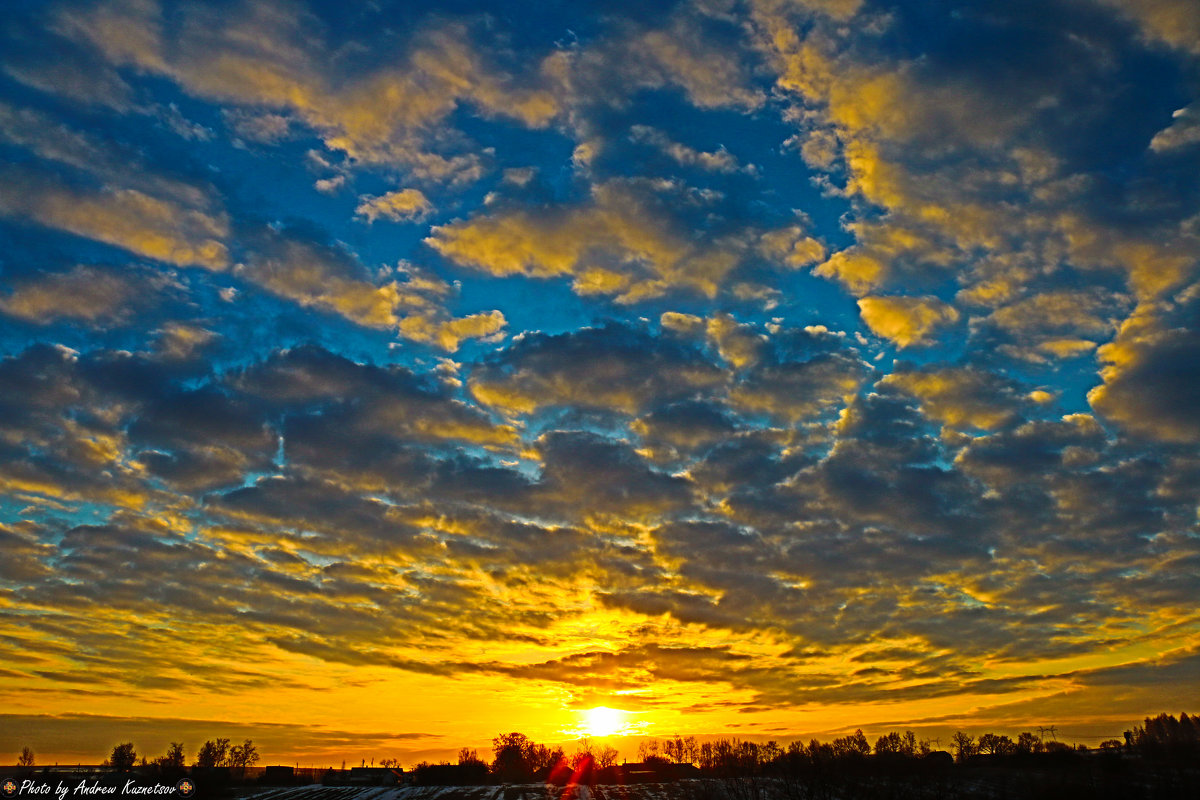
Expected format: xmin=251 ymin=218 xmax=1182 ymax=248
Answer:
xmin=241 ymin=233 xmax=483 ymax=347
xmin=427 ymin=183 xmax=742 ymax=301
xmin=1097 ymin=0 xmax=1200 ymax=55
xmin=398 ymin=309 xmax=507 ymax=352
xmin=706 ymin=313 xmax=765 ymax=369
xmin=355 ymin=188 xmax=433 ymax=224
xmin=660 ymin=311 xmax=705 ymax=335
xmin=0 ymin=169 xmax=229 ymax=270
xmin=243 ymin=256 xmax=414 ymax=329
xmin=1060 ymin=214 xmax=1200 ymax=301
xmin=59 ymin=1 xmax=557 ymax=181
xmin=1088 ymin=300 xmax=1200 ymax=443
xmin=882 ymin=366 xmax=1023 ymax=430
xmin=858 ymin=295 xmax=960 ymax=347
xmin=760 ymin=225 xmax=826 ymax=269
xmin=0 ymin=265 xmax=151 ymax=326
xmin=628 ymin=17 xmax=765 ymax=111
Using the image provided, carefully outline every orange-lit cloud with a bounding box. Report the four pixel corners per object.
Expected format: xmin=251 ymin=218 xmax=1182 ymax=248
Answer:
xmin=857 ymin=295 xmax=959 ymax=348
xmin=881 ymin=366 xmax=1025 ymax=430
xmin=0 ymin=265 xmax=160 ymax=326
xmin=428 ymin=182 xmax=744 ymax=302
xmin=0 ymin=167 xmax=229 ymax=269
xmin=57 ymin=0 xmax=558 ymax=181
xmin=1088 ymin=298 xmax=1200 ymax=443
xmin=355 ymin=188 xmax=433 ymax=224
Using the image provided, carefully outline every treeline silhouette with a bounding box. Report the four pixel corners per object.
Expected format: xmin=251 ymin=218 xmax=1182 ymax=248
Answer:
xmin=412 ymin=734 xmax=621 ymax=786
xmin=1122 ymin=712 xmax=1200 ymax=761
xmin=403 ymin=713 xmax=1196 ymax=786
xmin=8 ymin=712 xmax=1199 ymax=799
xmin=43 ymin=738 xmax=262 ymax=774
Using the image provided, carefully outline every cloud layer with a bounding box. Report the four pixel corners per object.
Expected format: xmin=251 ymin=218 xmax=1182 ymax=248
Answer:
xmin=1 ymin=0 xmax=1198 ymax=764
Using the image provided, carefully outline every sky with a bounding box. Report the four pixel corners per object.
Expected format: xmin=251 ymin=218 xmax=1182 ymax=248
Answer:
xmin=1 ymin=0 xmax=1199 ymax=768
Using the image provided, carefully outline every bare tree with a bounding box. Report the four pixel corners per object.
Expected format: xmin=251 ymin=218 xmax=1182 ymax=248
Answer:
xmin=228 ymin=740 xmax=258 ymax=771
xmin=596 ymin=745 xmax=619 ymax=769
xmin=637 ymin=738 xmax=662 ymax=762
xmin=17 ymin=747 xmax=35 ymax=768
xmin=570 ymin=738 xmax=594 ymax=770
xmin=1016 ymin=732 xmax=1040 ymax=754
xmin=951 ymin=732 xmax=976 ymax=764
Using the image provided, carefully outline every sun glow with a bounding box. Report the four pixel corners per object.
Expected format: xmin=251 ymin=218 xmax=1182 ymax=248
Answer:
xmin=581 ymin=706 xmax=627 ymax=737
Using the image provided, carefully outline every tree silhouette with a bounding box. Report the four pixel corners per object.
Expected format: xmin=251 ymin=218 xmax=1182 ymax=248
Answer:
xmin=951 ymin=732 xmax=976 ymax=763
xmin=977 ymin=733 xmax=1016 ymax=756
xmin=490 ymin=732 xmax=560 ymax=783
xmin=154 ymin=743 xmax=185 ymax=770
xmin=596 ymin=745 xmax=619 ymax=769
xmin=229 ymin=740 xmax=258 ymax=770
xmin=830 ymin=730 xmax=870 ymax=759
xmin=1123 ymin=712 xmax=1200 ymax=761
xmin=17 ymin=747 xmax=34 ymax=768
xmin=458 ymin=748 xmax=481 ymax=766
xmin=110 ymin=743 xmax=137 ymax=771
xmin=195 ymin=738 xmax=230 ymax=768
xmin=663 ymin=735 xmax=699 ymax=764
xmin=570 ymin=738 xmax=593 ymax=770
xmin=874 ymin=731 xmax=917 ymax=757
xmin=637 ymin=738 xmax=661 ymax=762
xmin=1015 ymin=732 xmax=1041 ymax=754
xmin=491 ymin=732 xmax=532 ymax=782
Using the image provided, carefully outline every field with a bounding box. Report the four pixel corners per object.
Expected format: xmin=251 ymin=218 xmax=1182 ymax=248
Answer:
xmin=231 ymin=767 xmax=1200 ymax=800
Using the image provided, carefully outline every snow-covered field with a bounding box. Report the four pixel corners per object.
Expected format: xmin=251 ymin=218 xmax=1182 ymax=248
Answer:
xmin=232 ymin=779 xmax=956 ymax=800
xmin=238 ymin=786 xmax=598 ymax=800
xmin=231 ymin=768 xmax=1200 ymax=800
xmin=236 ymin=783 xmax=730 ymax=800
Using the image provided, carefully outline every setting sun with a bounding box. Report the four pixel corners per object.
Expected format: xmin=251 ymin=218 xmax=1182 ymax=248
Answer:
xmin=581 ymin=707 xmax=627 ymax=737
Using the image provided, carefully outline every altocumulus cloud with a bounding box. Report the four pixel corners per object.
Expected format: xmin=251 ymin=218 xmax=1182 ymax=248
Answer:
xmin=0 ymin=0 xmax=1199 ymax=760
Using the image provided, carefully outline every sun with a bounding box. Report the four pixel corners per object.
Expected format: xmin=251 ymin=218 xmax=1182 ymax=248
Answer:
xmin=581 ymin=706 xmax=627 ymax=737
